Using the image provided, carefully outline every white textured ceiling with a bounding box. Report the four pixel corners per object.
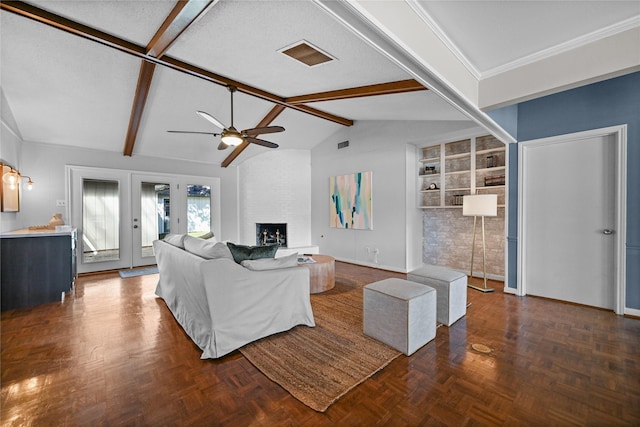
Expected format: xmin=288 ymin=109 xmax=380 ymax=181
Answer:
xmin=1 ymin=0 xmax=638 ymax=166
xmin=414 ymin=0 xmax=640 ymax=75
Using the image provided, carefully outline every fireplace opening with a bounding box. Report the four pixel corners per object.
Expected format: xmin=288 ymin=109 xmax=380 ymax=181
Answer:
xmin=256 ymin=223 xmax=287 ymax=247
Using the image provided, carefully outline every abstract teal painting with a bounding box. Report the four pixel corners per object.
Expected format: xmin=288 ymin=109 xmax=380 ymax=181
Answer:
xmin=330 ymin=171 xmax=372 ymax=230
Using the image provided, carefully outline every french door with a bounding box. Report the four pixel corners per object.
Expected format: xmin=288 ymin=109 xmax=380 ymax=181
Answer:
xmin=69 ymin=166 xmax=220 ymax=273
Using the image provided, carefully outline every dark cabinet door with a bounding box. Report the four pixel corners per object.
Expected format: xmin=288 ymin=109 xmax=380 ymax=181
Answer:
xmin=1 ymin=234 xmax=75 ymax=311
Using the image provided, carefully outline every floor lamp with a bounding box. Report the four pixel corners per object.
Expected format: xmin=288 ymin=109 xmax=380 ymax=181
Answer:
xmin=463 ymin=194 xmax=498 ymax=293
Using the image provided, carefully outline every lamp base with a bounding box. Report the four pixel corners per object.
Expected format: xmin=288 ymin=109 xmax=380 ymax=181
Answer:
xmin=467 ymin=284 xmax=494 ymax=293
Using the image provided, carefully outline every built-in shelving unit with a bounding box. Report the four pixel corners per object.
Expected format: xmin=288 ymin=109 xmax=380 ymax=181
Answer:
xmin=419 ymin=135 xmax=506 ymax=209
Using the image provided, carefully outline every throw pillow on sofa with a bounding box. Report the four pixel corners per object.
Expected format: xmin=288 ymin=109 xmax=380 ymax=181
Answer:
xmin=198 ymin=231 xmax=215 ymax=240
xmin=241 ymin=253 xmax=298 ymax=271
xmin=227 ymin=242 xmax=278 ymax=264
xmin=163 ymin=233 xmax=187 ymax=248
xmin=183 ymin=235 xmax=233 ymax=260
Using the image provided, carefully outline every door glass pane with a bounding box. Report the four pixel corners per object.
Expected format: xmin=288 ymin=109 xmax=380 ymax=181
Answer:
xmin=82 ymin=179 xmax=119 ymax=263
xmin=140 ymin=183 xmax=170 ymax=258
xmin=187 ymin=184 xmax=211 ymax=237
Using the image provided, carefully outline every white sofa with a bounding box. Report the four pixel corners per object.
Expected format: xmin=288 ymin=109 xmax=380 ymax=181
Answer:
xmin=153 ymin=236 xmax=315 ymax=359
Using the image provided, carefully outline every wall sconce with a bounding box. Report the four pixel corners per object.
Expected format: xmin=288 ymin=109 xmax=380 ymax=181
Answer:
xmin=2 ymin=167 xmax=34 ymax=191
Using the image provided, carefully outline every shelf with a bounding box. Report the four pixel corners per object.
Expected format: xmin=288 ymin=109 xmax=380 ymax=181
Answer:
xmin=420 ymin=204 xmax=506 ymax=210
xmin=476 ymin=166 xmax=506 ymax=172
xmin=419 ymin=157 xmax=440 ymax=163
xmin=444 ymin=152 xmax=470 ymax=160
xmin=444 ymin=170 xmax=469 ymax=176
xmin=419 ymin=135 xmax=506 ymax=210
xmin=476 ymin=147 xmax=506 ymax=156
xmin=477 ymin=185 xmax=506 ymax=190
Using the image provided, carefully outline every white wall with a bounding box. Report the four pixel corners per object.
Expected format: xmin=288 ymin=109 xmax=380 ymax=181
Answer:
xmin=0 ymin=123 xmax=22 ymax=232
xmin=311 ymin=120 xmax=477 ymax=272
xmin=16 ymin=142 xmax=239 ymax=242
xmin=8 ymin=114 xmax=480 ymax=274
xmin=1 ymin=88 xmax=23 ymax=232
xmin=238 ymin=149 xmax=311 ymax=247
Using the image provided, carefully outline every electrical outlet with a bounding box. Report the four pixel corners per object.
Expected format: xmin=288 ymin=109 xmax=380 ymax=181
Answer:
xmin=56 ymin=200 xmax=67 ymax=207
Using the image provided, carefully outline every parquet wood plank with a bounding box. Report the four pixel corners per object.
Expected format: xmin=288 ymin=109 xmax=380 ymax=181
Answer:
xmin=2 ymin=263 xmax=639 ymax=426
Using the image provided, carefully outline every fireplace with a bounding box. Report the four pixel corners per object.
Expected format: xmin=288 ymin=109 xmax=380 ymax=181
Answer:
xmin=256 ymin=223 xmax=287 ymax=247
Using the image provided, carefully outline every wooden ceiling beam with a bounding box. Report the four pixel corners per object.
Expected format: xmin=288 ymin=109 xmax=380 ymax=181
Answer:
xmin=161 ymin=57 xmax=353 ymax=127
xmin=123 ymin=61 xmax=156 ymax=156
xmin=123 ymin=0 xmax=216 ymax=157
xmin=286 ymin=79 xmax=427 ymax=104
xmin=221 ymin=105 xmax=286 ymax=168
xmin=0 ymin=0 xmax=354 ymax=128
xmin=0 ymin=1 xmax=145 ymax=56
xmin=146 ymin=0 xmax=216 ymax=58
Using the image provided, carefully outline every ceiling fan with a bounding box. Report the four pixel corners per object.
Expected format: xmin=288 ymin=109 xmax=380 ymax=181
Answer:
xmin=168 ymin=86 xmax=284 ymax=150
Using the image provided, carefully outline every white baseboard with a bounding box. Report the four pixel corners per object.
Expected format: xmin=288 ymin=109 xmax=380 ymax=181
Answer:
xmin=624 ymin=306 xmax=640 ymax=317
xmin=333 ymin=257 xmax=407 ymax=273
xmin=503 ymin=286 xmax=516 ymax=295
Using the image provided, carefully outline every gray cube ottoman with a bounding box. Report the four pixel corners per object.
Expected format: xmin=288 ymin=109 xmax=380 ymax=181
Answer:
xmin=408 ymin=265 xmax=467 ymax=327
xmin=363 ymin=278 xmax=436 ymax=356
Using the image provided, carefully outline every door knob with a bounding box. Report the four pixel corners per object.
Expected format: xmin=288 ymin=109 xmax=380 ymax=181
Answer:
xmin=602 ymin=229 xmax=613 ymax=235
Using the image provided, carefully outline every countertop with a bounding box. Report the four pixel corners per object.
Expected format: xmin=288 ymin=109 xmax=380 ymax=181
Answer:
xmin=0 ymin=227 xmax=77 ymax=238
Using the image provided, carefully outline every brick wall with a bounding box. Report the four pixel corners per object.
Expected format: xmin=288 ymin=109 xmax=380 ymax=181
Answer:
xmin=423 ymin=208 xmax=505 ymax=277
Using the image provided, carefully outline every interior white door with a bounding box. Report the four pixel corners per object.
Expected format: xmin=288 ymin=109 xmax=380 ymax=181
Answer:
xmin=521 ymin=133 xmax=617 ymax=309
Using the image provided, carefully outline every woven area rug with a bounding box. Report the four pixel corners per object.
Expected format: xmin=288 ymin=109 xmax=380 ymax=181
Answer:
xmin=239 ymin=280 xmax=402 ymax=412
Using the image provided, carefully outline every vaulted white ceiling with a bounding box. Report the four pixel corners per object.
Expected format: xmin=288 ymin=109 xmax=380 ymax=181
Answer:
xmin=1 ymin=0 xmax=638 ymax=166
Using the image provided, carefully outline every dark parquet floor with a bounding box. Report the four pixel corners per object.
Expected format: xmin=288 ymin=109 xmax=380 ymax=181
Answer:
xmin=2 ymin=262 xmax=639 ymax=426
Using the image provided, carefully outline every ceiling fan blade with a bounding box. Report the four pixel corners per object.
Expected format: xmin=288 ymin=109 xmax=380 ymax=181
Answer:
xmin=217 ymin=141 xmax=230 ymax=150
xmin=246 ymin=136 xmax=279 ymax=149
xmin=196 ymin=111 xmax=225 ymax=130
xmin=167 ymin=130 xmax=220 ymax=135
xmin=242 ymin=126 xmax=285 ymax=136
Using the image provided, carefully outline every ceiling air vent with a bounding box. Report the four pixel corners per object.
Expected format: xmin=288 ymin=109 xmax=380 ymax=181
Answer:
xmin=279 ymin=40 xmax=335 ymax=67
xmin=338 ymin=141 xmax=349 ymax=149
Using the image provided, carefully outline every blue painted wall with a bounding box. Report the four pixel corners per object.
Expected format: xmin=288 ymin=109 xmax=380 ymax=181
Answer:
xmin=489 ymin=71 xmax=640 ymax=309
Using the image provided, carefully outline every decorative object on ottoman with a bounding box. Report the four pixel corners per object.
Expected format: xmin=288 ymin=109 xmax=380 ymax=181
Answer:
xmin=408 ymin=265 xmax=467 ymax=326
xmin=363 ymin=278 xmax=436 ymax=356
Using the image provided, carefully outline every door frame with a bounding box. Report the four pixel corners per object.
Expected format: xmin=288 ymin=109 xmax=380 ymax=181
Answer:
xmin=517 ymin=125 xmax=627 ymax=314
xmin=130 ymin=174 xmax=180 ymax=267
xmin=67 ymin=165 xmax=221 ymax=273
xmin=68 ymin=166 xmax=132 ymax=273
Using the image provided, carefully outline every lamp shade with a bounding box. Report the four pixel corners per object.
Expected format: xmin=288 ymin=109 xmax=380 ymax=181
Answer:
xmin=463 ymin=194 xmax=497 ymax=217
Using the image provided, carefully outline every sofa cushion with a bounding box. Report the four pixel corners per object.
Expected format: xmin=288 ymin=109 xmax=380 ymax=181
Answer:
xmin=241 ymin=253 xmax=298 ymax=271
xmin=163 ymin=233 xmax=187 ymax=248
xmin=227 ymin=242 xmax=278 ymax=264
xmin=184 ymin=235 xmax=233 ymax=260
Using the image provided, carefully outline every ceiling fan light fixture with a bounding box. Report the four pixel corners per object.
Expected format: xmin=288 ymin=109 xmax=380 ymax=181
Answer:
xmin=221 ymin=127 xmax=243 ymax=146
